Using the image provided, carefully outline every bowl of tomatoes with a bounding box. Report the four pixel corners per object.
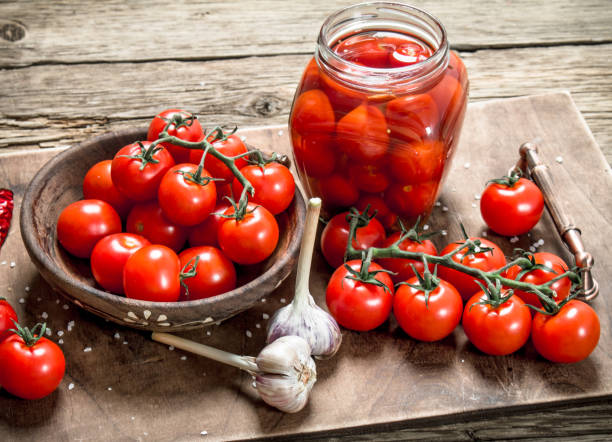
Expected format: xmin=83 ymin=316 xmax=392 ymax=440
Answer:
xmin=20 ymin=123 xmax=306 ymax=332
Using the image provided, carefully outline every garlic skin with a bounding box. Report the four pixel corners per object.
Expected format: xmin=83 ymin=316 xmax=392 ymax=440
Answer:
xmin=255 ymin=335 xmax=317 ymax=413
xmin=267 ymin=294 xmax=342 ymax=359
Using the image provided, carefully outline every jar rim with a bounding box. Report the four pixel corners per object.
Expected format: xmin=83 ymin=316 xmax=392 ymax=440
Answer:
xmin=316 ymin=1 xmax=449 ymax=93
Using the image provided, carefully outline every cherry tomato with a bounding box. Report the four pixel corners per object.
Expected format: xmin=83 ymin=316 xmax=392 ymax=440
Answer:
xmin=378 ymin=232 xmax=438 ymax=284
xmin=123 ymin=245 xmax=181 ymax=302
xmin=463 ymin=290 xmax=532 ymax=355
xmin=389 ymin=40 xmax=432 ymax=67
xmin=0 ymin=324 xmax=65 ymax=399
xmin=437 ymin=237 xmax=507 ymax=301
xmin=57 ymin=199 xmax=122 ymax=258
xmin=318 ymin=173 xmax=360 ymax=209
xmin=190 ymin=134 xmax=249 ymax=183
xmin=179 ymin=246 xmax=237 ymax=300
xmin=504 ymin=252 xmax=571 ymax=309
xmin=384 ymin=181 xmax=438 ymax=219
xmin=326 ymin=259 xmax=394 ymax=331
xmin=394 ymin=278 xmax=462 ymax=341
xmin=355 ymin=194 xmax=398 ymax=230
xmin=336 ymin=104 xmax=389 ymax=163
xmin=334 ymin=34 xmax=390 ymax=68
xmin=299 ymin=57 xmax=322 ymax=92
xmin=291 ymin=130 xmax=336 ymax=178
xmin=0 ymin=297 xmax=18 ymax=340
xmin=217 ymin=203 xmax=279 ymax=265
xmin=320 ymin=211 xmax=385 ymax=269
xmin=532 ymin=300 xmax=600 ymax=363
xmin=480 ymin=176 xmax=544 ymax=236
xmin=429 ymin=74 xmax=464 ymax=123
xmin=82 ymin=160 xmax=134 ymax=219
xmin=90 ymin=233 xmax=150 ymax=294
xmin=348 ymin=162 xmax=390 ymax=193
xmin=188 ymin=201 xmax=232 ymax=248
xmin=388 ymin=140 xmax=444 ymax=184
xmin=111 ymin=141 xmax=175 ymax=201
xmin=157 ymin=164 xmax=217 ymax=226
xmin=290 ymin=89 xmax=335 ymax=136
xmin=147 ymin=109 xmax=204 ymax=163
xmin=126 ymin=201 xmax=188 ymax=252
xmin=232 ymin=162 xmax=295 ymax=215
xmin=385 ymin=94 xmax=438 ymax=143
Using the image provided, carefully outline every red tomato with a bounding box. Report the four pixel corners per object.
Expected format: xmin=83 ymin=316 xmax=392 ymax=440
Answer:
xmin=291 ymin=130 xmax=336 ymax=178
xmin=299 ymin=57 xmax=322 ymax=92
xmin=0 ymin=297 xmax=18 ymax=340
xmin=123 ymin=245 xmax=181 ymax=302
xmin=90 ymin=233 xmax=150 ymax=294
xmin=388 ymin=40 xmax=432 ymax=67
xmin=57 ymin=199 xmax=122 ymax=258
xmin=336 ymin=104 xmax=389 ymax=163
xmin=334 ymin=34 xmax=390 ymax=68
xmin=378 ymin=232 xmax=438 ymax=284
xmin=190 ymin=134 xmax=249 ymax=183
xmin=0 ymin=324 xmax=65 ymax=399
xmin=326 ymin=259 xmax=394 ymax=331
xmin=217 ymin=203 xmax=279 ymax=265
xmin=126 ymin=201 xmax=188 ymax=252
xmin=111 ymin=141 xmax=175 ymax=201
xmin=318 ymin=173 xmax=360 ymax=209
xmin=290 ymin=89 xmax=335 ymax=136
xmin=319 ymin=69 xmax=366 ymax=118
xmin=429 ymin=74 xmax=464 ymax=122
xmin=179 ymin=246 xmax=237 ymax=300
xmin=388 ymin=140 xmax=444 ymax=184
xmin=355 ymin=194 xmax=398 ymax=230
xmin=463 ymin=291 xmax=532 ymax=355
xmin=385 ymin=94 xmax=439 ymax=143
xmin=82 ymin=160 xmax=134 ymax=219
xmin=188 ymin=201 xmax=232 ymax=248
xmin=320 ymin=211 xmax=385 ymax=269
xmin=504 ymin=252 xmax=571 ymax=309
xmin=157 ymin=163 xmax=217 ymax=226
xmin=437 ymin=237 xmax=507 ymax=301
xmin=147 ymin=109 xmax=204 ymax=163
xmin=393 ymin=278 xmax=462 ymax=341
xmin=384 ymin=181 xmax=438 ymax=219
xmin=232 ymin=162 xmax=296 ymax=215
xmin=480 ymin=177 xmax=544 ymax=236
xmin=348 ymin=162 xmax=390 ymax=193
xmin=532 ymin=300 xmax=600 ymax=363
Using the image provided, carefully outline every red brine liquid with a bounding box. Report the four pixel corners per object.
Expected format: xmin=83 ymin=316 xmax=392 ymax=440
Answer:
xmin=290 ymin=29 xmax=468 ymax=228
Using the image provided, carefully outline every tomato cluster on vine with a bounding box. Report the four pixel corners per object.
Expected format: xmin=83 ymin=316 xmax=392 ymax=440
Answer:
xmin=56 ymin=109 xmax=296 ymax=303
xmin=321 ymin=208 xmax=600 ymax=364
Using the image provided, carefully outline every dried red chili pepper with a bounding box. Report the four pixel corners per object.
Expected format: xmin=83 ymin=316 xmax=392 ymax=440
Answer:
xmin=0 ymin=189 xmax=14 ymax=250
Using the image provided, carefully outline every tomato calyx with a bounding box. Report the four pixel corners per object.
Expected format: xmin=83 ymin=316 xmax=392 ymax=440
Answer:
xmin=511 ymin=249 xmax=557 ymax=280
xmin=449 ymin=224 xmax=494 ymax=261
xmin=159 ymin=112 xmax=200 ymax=134
xmin=117 ymin=141 xmax=163 ymax=171
xmin=396 ymin=258 xmax=440 ymax=306
xmin=470 ymin=279 xmax=514 ymax=310
xmin=9 ymin=320 xmax=47 ymax=347
xmin=486 ymin=170 xmax=522 ymax=188
xmin=218 ymin=195 xmax=258 ymax=222
xmin=344 ymin=249 xmax=394 ymax=293
xmin=244 ymin=149 xmax=290 ymax=171
xmin=179 ymin=256 xmax=200 ymax=300
xmin=395 ymin=217 xmax=439 ymax=245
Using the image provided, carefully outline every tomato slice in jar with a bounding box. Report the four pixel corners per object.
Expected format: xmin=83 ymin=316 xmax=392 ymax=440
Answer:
xmin=388 ymin=140 xmax=444 ymax=184
xmin=336 ymin=103 xmax=389 ymax=163
xmin=290 ymin=89 xmax=335 ymax=135
xmin=388 ymin=40 xmax=433 ymax=68
xmin=291 ymin=130 xmax=336 ymax=178
xmin=385 ymin=94 xmax=439 ymax=143
xmin=384 ymin=181 xmax=438 ymax=219
xmin=349 ymin=162 xmax=390 ymax=193
xmin=334 ymin=34 xmax=390 ymax=68
xmin=319 ymin=173 xmax=360 ymax=209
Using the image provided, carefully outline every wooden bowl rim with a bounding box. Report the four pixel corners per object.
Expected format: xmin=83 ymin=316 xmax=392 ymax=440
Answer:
xmin=20 ymin=127 xmax=306 ymax=313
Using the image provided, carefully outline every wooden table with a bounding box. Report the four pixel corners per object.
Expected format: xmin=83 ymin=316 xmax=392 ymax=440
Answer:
xmin=1 ymin=1 xmax=612 ymax=440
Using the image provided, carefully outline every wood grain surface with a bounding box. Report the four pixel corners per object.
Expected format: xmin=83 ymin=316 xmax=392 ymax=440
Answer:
xmin=0 ymin=1 xmax=611 ymax=165
xmin=1 ymin=93 xmax=611 ymax=441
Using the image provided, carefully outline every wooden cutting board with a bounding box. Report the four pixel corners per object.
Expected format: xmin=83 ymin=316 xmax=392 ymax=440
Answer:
xmin=0 ymin=92 xmax=611 ymax=441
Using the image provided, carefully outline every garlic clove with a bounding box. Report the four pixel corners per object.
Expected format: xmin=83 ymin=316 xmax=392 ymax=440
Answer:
xmin=255 ymin=335 xmax=317 ymax=413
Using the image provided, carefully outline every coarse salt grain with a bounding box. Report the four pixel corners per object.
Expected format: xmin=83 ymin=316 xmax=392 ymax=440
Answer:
xmin=62 ymin=304 xmax=69 ymax=310
xmin=510 ymin=236 xmax=519 ymax=243
xmin=246 ymin=330 xmax=253 ymax=338
xmin=180 ymin=356 xmax=187 ymax=361
xmin=42 ymin=312 xmax=48 ymax=319
xmin=555 ymin=156 xmax=563 ymax=163
xmin=0 ymin=261 xmax=6 ymax=265
xmin=277 ymin=130 xmax=284 ymax=136
xmin=261 ymin=298 xmax=266 ymax=303
xmin=45 ymin=328 xmax=52 ymax=336
xmin=538 ymin=239 xmax=545 ymax=246
xmin=471 ymin=203 xmax=477 ymax=208
xmin=463 ymin=162 xmax=471 ymax=169
xmin=57 ymin=330 xmax=64 ymax=337
xmin=25 ymin=286 xmax=30 ymax=292
xmin=482 ymin=231 xmax=488 ymax=237
xmin=206 ymin=330 xmax=211 ymax=336
xmin=37 ymin=297 xmax=42 ymax=302
xmin=529 ymin=246 xmax=536 ymax=252
xmin=83 ymin=347 xmax=92 ymax=352
xmin=201 ymin=430 xmax=208 ymax=436
xmin=58 ymin=339 xmax=64 ymax=345
xmin=262 ymin=313 xmax=270 ymax=320
xmin=114 ymin=332 xmax=120 ymax=339
xmin=131 ymin=417 xmax=135 ymax=421
xmin=435 ymin=201 xmax=441 ymax=207
xmin=68 ymin=383 xmax=74 ymax=390
xmin=123 ymin=341 xmax=128 ymax=345
xmin=474 ymin=194 xmax=481 ymax=200
xmin=423 ymin=224 xmax=429 ymax=231
xmin=108 ymin=387 xmax=112 ymax=391
xmin=169 ymin=345 xmax=175 ymax=351
xmin=7 ymin=287 xmax=11 ymax=292
xmin=18 ymin=298 xmax=25 ymax=304
xmin=441 ymin=230 xmax=448 ymax=236
xmin=255 ymin=323 xmax=261 ymax=329
xmin=252 ymin=382 xmax=257 ymax=388
xmin=442 ymin=206 xmax=449 ymax=212
xmin=240 ymin=135 xmax=247 ymax=142
xmin=56 ymin=300 xmax=60 ymax=304
xmin=10 ymin=262 xmax=16 ymax=268
xmin=280 ymin=298 xmax=286 ymax=303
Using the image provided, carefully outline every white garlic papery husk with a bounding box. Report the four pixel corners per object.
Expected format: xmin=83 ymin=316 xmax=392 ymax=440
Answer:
xmin=267 ymin=293 xmax=342 ymax=359
xmin=255 ymin=335 xmax=317 ymax=413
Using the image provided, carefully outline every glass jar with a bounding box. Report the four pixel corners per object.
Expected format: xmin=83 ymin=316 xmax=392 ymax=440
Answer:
xmin=289 ymin=2 xmax=468 ymax=229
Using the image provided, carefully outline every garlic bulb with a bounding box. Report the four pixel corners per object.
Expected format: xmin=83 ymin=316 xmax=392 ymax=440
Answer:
xmin=151 ymin=332 xmax=317 ymax=414
xmin=255 ymin=335 xmax=317 ymax=413
xmin=267 ymin=198 xmax=342 ymax=359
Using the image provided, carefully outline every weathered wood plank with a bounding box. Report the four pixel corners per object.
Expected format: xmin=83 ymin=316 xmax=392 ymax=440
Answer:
xmin=1 ymin=45 xmax=611 ymax=163
xmin=0 ymin=0 xmax=611 ymax=67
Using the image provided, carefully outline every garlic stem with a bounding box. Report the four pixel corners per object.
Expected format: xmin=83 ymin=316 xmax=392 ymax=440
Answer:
xmin=294 ymin=197 xmax=321 ymax=303
xmin=151 ymin=332 xmax=258 ymax=373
